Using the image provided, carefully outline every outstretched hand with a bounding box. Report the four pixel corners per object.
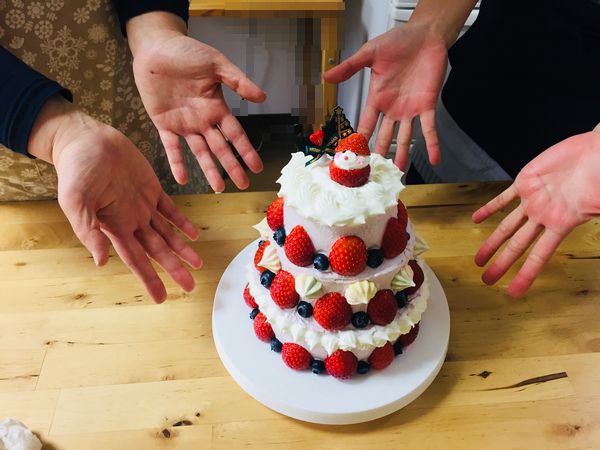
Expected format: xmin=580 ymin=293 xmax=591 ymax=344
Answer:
xmin=132 ymin=31 xmax=266 ymax=192
xmin=324 ymin=24 xmax=447 ymax=170
xmin=472 ymin=130 xmax=600 ymax=297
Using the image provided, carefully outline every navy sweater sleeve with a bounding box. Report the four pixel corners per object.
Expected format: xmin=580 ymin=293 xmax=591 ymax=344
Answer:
xmin=0 ymin=47 xmax=72 ymax=157
xmin=113 ymin=0 xmax=190 ymax=36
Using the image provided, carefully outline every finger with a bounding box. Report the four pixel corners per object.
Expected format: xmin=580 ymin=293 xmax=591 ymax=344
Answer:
xmin=357 ymin=104 xmax=380 ymax=142
xmin=374 ymin=116 xmax=396 ymax=156
xmin=157 ymin=192 xmax=199 ymax=241
xmin=151 ymin=214 xmax=203 ymax=270
xmin=507 ymin=229 xmax=565 ymax=298
xmin=218 ymin=57 xmax=266 ymax=103
xmin=323 ymin=42 xmax=374 ymax=83
xmin=186 ymin=134 xmax=226 ymax=193
xmin=420 ymin=109 xmax=441 ymax=165
xmin=481 ymin=220 xmax=543 ymax=285
xmin=135 ymin=227 xmax=196 ymax=293
xmin=158 ymin=129 xmax=188 ymax=185
xmin=472 ymin=185 xmax=518 ymax=224
xmin=203 ymin=127 xmax=250 ymax=190
xmin=220 ymin=115 xmax=263 ymax=174
xmin=394 ymin=119 xmax=413 ymax=171
xmin=109 ymin=235 xmax=167 ymax=303
xmin=474 ymin=205 xmax=526 ymax=267
xmin=62 ymin=206 xmax=110 ymax=266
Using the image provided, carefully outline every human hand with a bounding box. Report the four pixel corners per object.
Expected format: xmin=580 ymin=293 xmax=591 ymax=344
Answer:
xmin=29 ymin=96 xmax=202 ymax=303
xmin=324 ymin=23 xmax=447 ymax=170
xmin=127 ymin=13 xmax=266 ymax=192
xmin=472 ymin=130 xmax=600 ymax=297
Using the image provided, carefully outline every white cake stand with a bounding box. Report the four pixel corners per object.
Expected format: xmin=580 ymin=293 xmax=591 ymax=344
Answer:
xmin=212 ymin=241 xmax=450 ymax=425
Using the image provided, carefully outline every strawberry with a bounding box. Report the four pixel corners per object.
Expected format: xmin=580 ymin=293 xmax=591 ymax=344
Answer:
xmin=325 ymin=349 xmax=358 ymax=379
xmin=367 ymin=289 xmax=398 ymax=326
xmin=266 ymin=197 xmax=284 ymax=231
xmin=368 ymin=342 xmax=394 ymax=370
xmin=381 ymin=217 xmax=408 ymax=259
xmin=243 ymin=283 xmax=258 ymax=309
xmin=329 ymin=161 xmax=371 ymax=188
xmin=254 ymin=240 xmax=270 ymax=272
xmin=253 ymin=312 xmax=274 ymax=342
xmin=405 ymin=260 xmax=424 ymax=295
xmin=396 ymin=322 xmax=420 ymax=348
xmin=270 ymin=270 xmax=299 ymax=309
xmin=284 ymin=225 xmax=315 ymax=267
xmin=282 ymin=343 xmax=312 ymax=370
xmin=329 ymin=235 xmax=368 ymax=276
xmin=313 ymin=292 xmax=352 ymax=331
xmin=397 ymin=200 xmax=408 ymax=229
xmin=335 ymin=133 xmax=370 ymax=156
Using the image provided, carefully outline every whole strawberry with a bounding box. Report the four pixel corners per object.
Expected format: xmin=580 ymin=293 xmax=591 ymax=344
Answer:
xmin=368 ymin=342 xmax=394 ymax=370
xmin=270 ymin=270 xmax=299 ymax=309
xmin=405 ymin=260 xmax=424 ymax=295
xmin=329 ymin=162 xmax=371 ymax=188
xmin=367 ymin=289 xmax=398 ymax=325
xmin=282 ymin=343 xmax=312 ymax=370
xmin=313 ymin=292 xmax=352 ymax=330
xmin=243 ymin=283 xmax=258 ymax=309
xmin=284 ymin=225 xmax=315 ymax=267
xmin=325 ymin=349 xmax=358 ymax=379
xmin=266 ymin=197 xmax=284 ymax=231
xmin=253 ymin=312 xmax=274 ymax=342
xmin=397 ymin=322 xmax=420 ymax=348
xmin=397 ymin=200 xmax=408 ymax=229
xmin=254 ymin=240 xmax=270 ymax=272
xmin=381 ymin=217 xmax=408 ymax=259
xmin=335 ymin=133 xmax=370 ymax=156
xmin=329 ymin=235 xmax=368 ymax=276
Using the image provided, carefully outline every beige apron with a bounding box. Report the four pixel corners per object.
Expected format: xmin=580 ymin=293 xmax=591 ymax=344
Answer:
xmin=0 ymin=0 xmax=207 ymax=200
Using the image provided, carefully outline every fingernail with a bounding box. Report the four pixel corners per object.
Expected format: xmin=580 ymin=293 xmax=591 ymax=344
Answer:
xmin=92 ymin=253 xmax=99 ymax=266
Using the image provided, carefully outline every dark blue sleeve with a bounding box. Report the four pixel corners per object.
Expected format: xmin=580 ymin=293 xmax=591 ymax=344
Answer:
xmin=0 ymin=47 xmax=72 ymax=157
xmin=113 ymin=0 xmax=190 ymax=36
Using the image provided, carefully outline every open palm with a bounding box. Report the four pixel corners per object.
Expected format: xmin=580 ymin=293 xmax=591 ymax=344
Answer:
xmin=473 ymin=131 xmax=600 ymax=297
xmin=133 ymin=35 xmax=266 ymax=192
xmin=325 ymin=24 xmax=447 ymax=169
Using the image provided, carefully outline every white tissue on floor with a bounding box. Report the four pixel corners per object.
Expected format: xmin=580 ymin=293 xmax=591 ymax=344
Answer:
xmin=0 ymin=419 xmax=42 ymax=450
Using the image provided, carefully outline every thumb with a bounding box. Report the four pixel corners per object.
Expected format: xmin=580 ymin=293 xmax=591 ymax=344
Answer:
xmin=217 ymin=57 xmax=266 ymax=103
xmin=324 ymin=42 xmax=374 ymax=83
xmin=63 ymin=206 xmax=110 ymax=266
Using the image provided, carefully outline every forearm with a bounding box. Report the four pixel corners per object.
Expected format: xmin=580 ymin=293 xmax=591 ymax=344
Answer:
xmin=409 ymin=0 xmax=479 ymax=47
xmin=125 ymin=11 xmax=187 ymax=57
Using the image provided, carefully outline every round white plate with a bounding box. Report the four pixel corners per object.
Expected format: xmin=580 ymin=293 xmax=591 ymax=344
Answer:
xmin=212 ymin=241 xmax=450 ymax=425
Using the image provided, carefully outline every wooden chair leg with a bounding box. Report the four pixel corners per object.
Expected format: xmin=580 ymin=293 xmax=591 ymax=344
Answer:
xmin=319 ymin=16 xmax=341 ymax=130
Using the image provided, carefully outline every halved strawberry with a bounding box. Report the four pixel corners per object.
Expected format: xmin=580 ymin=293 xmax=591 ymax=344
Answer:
xmin=405 ymin=260 xmax=424 ymax=295
xmin=381 ymin=217 xmax=408 ymax=259
xmin=335 ymin=133 xmax=370 ymax=156
xmin=329 ymin=161 xmax=371 ymax=188
xmin=270 ymin=270 xmax=299 ymax=309
xmin=254 ymin=240 xmax=270 ymax=271
xmin=325 ymin=349 xmax=358 ymax=379
xmin=253 ymin=312 xmax=274 ymax=342
xmin=313 ymin=292 xmax=352 ymax=331
xmin=329 ymin=235 xmax=368 ymax=276
xmin=282 ymin=343 xmax=312 ymax=370
xmin=396 ymin=322 xmax=420 ymax=348
xmin=367 ymin=289 xmax=398 ymax=326
xmin=368 ymin=342 xmax=394 ymax=370
xmin=243 ymin=283 xmax=258 ymax=309
xmin=284 ymin=225 xmax=315 ymax=267
xmin=266 ymin=197 xmax=284 ymax=231
xmin=397 ymin=200 xmax=408 ymax=229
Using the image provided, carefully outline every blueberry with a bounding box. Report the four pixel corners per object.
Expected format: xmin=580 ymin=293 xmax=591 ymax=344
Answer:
xmin=357 ymin=361 xmax=371 ymax=374
xmin=273 ymin=227 xmax=286 ymax=246
xmin=393 ymin=340 xmax=404 ymax=356
xmin=395 ymin=290 xmax=409 ymax=309
xmin=311 ymin=359 xmax=325 ymax=374
xmin=249 ymin=308 xmax=260 ymax=320
xmin=297 ymin=301 xmax=313 ymax=318
xmin=313 ymin=253 xmax=330 ymax=271
xmin=367 ymin=249 xmax=384 ymax=268
xmin=260 ymin=270 xmax=275 ymax=288
xmin=270 ymin=337 xmax=282 ymax=353
xmin=258 ymin=239 xmax=265 ymax=248
xmin=351 ymin=311 xmax=370 ymax=329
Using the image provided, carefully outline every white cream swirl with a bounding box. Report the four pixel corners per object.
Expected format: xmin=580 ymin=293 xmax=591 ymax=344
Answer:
xmin=257 ymin=244 xmax=281 ymax=273
xmin=391 ymin=265 xmax=416 ymax=293
xmin=344 ymin=280 xmax=377 ymax=305
xmin=252 ymin=217 xmax=272 ymax=239
xmin=294 ymin=273 xmax=322 ymax=299
xmin=333 ymin=151 xmax=370 ymax=170
xmin=277 ymin=152 xmax=405 ymax=227
xmin=414 ymin=233 xmax=430 ymax=256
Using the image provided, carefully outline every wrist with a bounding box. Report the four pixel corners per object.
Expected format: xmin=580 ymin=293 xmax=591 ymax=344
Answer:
xmin=126 ymin=11 xmax=187 ymax=57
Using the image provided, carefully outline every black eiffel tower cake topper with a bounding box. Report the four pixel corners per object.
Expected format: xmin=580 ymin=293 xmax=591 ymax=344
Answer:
xmin=295 ymin=106 xmax=355 ymax=166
